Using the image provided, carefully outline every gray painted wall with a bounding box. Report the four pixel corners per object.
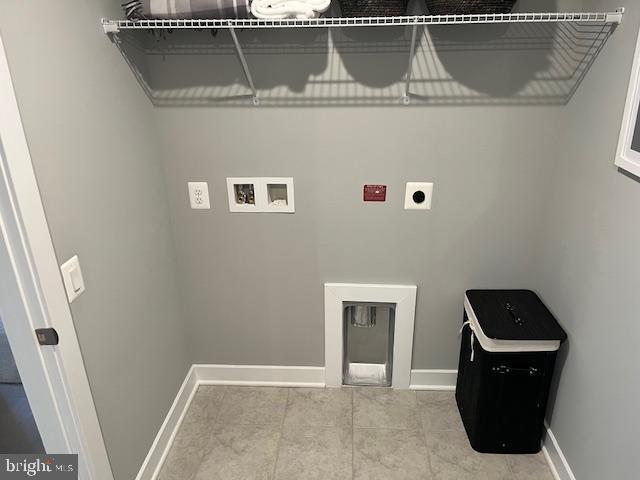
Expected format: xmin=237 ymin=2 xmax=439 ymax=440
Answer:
xmin=532 ymin=1 xmax=640 ymax=479
xmin=0 ymin=2 xmax=189 ymax=479
xmin=151 ymin=0 xmax=564 ymax=369
xmin=156 ymin=107 xmax=560 ymax=368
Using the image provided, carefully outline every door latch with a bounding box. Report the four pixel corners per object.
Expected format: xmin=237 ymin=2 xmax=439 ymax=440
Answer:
xmin=35 ymin=328 xmax=59 ymax=346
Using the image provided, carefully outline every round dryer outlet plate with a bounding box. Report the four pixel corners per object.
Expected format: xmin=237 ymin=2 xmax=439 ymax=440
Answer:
xmin=404 ymin=182 xmax=433 ymax=210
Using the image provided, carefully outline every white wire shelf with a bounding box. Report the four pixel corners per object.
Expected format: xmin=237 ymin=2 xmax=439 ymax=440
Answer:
xmin=102 ymin=9 xmax=624 ymax=33
xmin=103 ymin=8 xmax=624 ymax=106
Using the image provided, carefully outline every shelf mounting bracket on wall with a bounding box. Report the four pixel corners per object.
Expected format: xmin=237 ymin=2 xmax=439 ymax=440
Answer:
xmin=228 ymin=26 xmax=260 ymax=106
xmin=606 ymin=7 xmax=625 ymax=24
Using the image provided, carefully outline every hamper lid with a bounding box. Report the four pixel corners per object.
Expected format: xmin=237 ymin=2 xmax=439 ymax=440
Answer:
xmin=464 ymin=290 xmax=567 ymax=353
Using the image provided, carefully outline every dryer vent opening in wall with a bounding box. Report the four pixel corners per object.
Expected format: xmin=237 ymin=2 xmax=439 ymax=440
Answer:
xmin=325 ymin=283 xmax=417 ymax=389
xmin=267 ymin=183 xmax=288 ymax=207
xmin=343 ymin=302 xmax=396 ymax=387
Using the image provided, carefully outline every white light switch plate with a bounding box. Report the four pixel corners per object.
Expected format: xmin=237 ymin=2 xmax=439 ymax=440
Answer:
xmin=60 ymin=255 xmax=85 ymax=303
xmin=404 ymin=182 xmax=434 ymax=210
xmin=188 ymin=182 xmax=210 ymax=209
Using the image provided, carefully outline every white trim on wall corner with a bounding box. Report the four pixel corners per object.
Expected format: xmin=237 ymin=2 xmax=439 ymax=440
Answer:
xmin=194 ymin=364 xmax=325 ymax=387
xmin=409 ymin=369 xmax=458 ymax=391
xmin=135 ymin=366 xmax=198 ymax=480
xmin=542 ymin=424 xmax=577 ymax=480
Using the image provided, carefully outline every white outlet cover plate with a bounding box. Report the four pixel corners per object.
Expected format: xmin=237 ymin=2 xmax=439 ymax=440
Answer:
xmin=188 ymin=181 xmax=210 ymax=209
xmin=60 ymin=255 xmax=85 ymax=303
xmin=404 ymin=182 xmax=433 ymax=210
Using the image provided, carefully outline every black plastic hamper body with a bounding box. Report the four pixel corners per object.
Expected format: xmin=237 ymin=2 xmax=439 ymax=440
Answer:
xmin=456 ymin=290 xmax=567 ymax=454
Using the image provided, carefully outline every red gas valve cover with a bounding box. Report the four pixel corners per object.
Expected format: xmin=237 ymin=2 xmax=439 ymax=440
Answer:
xmin=363 ymin=185 xmax=387 ymax=202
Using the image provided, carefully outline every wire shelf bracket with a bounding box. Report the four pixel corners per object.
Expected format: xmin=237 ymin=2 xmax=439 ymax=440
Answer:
xmin=403 ymin=24 xmax=419 ymax=105
xmin=228 ymin=26 xmax=260 ymax=105
xmin=102 ymin=8 xmax=624 ymax=106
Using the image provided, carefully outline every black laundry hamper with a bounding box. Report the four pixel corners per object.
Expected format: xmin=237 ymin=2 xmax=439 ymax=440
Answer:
xmin=456 ymin=290 xmax=567 ymax=454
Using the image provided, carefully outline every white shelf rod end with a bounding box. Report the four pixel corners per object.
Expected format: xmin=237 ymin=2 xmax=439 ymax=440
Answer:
xmin=102 ymin=19 xmax=120 ymax=35
xmin=606 ymin=7 xmax=624 ymax=25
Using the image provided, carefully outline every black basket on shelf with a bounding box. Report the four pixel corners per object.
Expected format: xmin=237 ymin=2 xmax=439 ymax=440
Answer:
xmin=338 ymin=0 xmax=410 ymax=17
xmin=424 ymin=0 xmax=517 ymax=15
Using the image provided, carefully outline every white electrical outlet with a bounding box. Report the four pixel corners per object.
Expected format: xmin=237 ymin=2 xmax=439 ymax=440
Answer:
xmin=404 ymin=182 xmax=433 ymax=210
xmin=188 ymin=182 xmax=210 ymax=209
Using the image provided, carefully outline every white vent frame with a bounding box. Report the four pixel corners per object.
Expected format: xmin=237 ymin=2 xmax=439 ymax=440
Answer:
xmin=324 ymin=283 xmax=417 ymax=389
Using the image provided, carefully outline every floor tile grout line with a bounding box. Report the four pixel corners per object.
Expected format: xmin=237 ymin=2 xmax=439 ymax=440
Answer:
xmin=269 ymin=387 xmax=289 ymax=480
xmin=208 ymin=387 xmax=228 ymax=462
xmin=190 ymin=385 xmax=228 ymax=480
xmin=415 ymin=390 xmax=436 ymax=480
xmin=212 ymin=385 xmax=228 ymax=425
xmin=206 ymin=421 xmax=287 ymax=426
xmin=505 ymin=452 xmax=518 ymax=480
xmin=352 ymin=425 xmax=423 ymax=431
xmin=351 ymin=387 xmax=355 ymax=480
xmin=354 ymin=425 xmax=435 ymax=431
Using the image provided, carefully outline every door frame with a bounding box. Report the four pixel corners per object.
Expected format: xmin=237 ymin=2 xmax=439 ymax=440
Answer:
xmin=0 ymin=34 xmax=114 ymax=480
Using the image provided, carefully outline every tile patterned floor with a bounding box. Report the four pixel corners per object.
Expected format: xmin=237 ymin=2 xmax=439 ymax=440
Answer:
xmin=158 ymin=386 xmax=555 ymax=480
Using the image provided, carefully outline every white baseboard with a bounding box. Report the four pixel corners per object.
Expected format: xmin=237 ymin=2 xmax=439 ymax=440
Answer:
xmin=194 ymin=366 xmax=456 ymax=390
xmin=135 ymin=365 xmax=198 ymax=480
xmin=542 ymin=424 xmax=577 ymax=480
xmin=194 ymin=364 xmax=326 ymax=387
xmin=409 ymin=369 xmax=458 ymax=390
